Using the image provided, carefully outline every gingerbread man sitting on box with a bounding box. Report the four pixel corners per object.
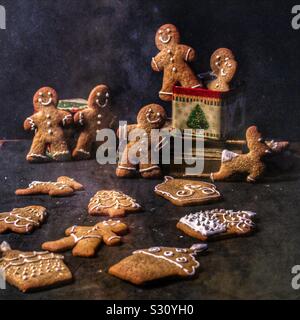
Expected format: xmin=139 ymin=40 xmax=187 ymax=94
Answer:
xmin=24 ymin=87 xmax=73 ymax=162
xmin=151 ymin=24 xmax=202 ymax=101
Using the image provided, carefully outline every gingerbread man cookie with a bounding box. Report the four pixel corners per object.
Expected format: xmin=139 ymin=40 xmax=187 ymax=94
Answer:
xmin=24 ymin=87 xmax=73 ymax=162
xmin=208 ymin=48 xmax=237 ymax=92
xmin=154 ymin=176 xmax=222 ymax=206
xmin=151 ymin=24 xmax=202 ymax=101
xmin=73 ymin=85 xmax=110 ymax=160
xmin=15 ymin=176 xmax=84 ymax=197
xmin=0 ymin=206 xmax=47 ymax=234
xmin=109 ymin=244 xmax=207 ymax=285
xmin=88 ymin=190 xmax=142 ymax=217
xmin=211 ymin=126 xmax=272 ymax=183
xmin=42 ymin=220 xmax=128 ymax=258
xmin=177 ymin=209 xmax=256 ymax=241
xmin=116 ymin=104 xmax=167 ymax=179
xmin=0 ymin=242 xmax=72 ymax=293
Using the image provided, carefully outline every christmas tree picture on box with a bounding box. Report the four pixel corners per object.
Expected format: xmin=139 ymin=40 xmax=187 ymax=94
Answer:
xmin=187 ymin=105 xmax=209 ymax=130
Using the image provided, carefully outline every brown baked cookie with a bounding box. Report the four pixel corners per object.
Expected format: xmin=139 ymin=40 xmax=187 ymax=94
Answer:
xmin=177 ymin=209 xmax=256 ymax=241
xmin=266 ymin=140 xmax=290 ymax=154
xmin=116 ymin=104 xmax=167 ymax=179
xmin=151 ymin=24 xmax=202 ymax=101
xmin=73 ymin=85 xmax=110 ymax=160
xmin=154 ymin=176 xmax=221 ymax=206
xmin=42 ymin=220 xmax=128 ymax=258
xmin=109 ymin=244 xmax=207 ymax=285
xmin=88 ymin=190 xmax=142 ymax=217
xmin=0 ymin=242 xmax=72 ymax=293
xmin=211 ymin=126 xmax=272 ymax=183
xmin=0 ymin=206 xmax=47 ymax=234
xmin=15 ymin=176 xmax=84 ymax=197
xmin=24 ymin=87 xmax=73 ymax=162
xmin=210 ymin=48 xmax=235 ymax=75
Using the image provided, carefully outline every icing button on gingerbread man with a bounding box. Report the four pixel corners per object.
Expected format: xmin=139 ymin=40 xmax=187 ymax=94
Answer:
xmin=24 ymin=87 xmax=73 ymax=162
xmin=151 ymin=24 xmax=202 ymax=101
xmin=73 ymin=85 xmax=110 ymax=160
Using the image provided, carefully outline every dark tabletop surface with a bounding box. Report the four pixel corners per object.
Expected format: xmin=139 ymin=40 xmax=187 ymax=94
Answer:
xmin=0 ymin=141 xmax=300 ymax=300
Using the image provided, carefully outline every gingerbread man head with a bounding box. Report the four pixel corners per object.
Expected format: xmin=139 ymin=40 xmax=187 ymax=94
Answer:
xmin=155 ymin=24 xmax=181 ymax=51
xmin=33 ymin=87 xmax=58 ymax=112
xmin=137 ymin=104 xmax=167 ymax=130
xmin=246 ymin=126 xmax=272 ymax=157
xmin=210 ymin=48 xmax=235 ymax=75
xmin=88 ymin=85 xmax=110 ymax=109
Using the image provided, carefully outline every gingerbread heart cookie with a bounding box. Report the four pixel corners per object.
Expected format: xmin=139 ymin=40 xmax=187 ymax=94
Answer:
xmin=154 ymin=176 xmax=221 ymax=206
xmin=15 ymin=176 xmax=84 ymax=197
xmin=0 ymin=242 xmax=72 ymax=293
xmin=88 ymin=190 xmax=142 ymax=217
xmin=42 ymin=220 xmax=128 ymax=258
xmin=109 ymin=244 xmax=207 ymax=285
xmin=177 ymin=209 xmax=256 ymax=241
xmin=0 ymin=206 xmax=47 ymax=234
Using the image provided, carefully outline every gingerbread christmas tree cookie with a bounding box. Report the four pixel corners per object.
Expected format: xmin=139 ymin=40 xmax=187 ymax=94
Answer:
xmin=88 ymin=190 xmax=142 ymax=217
xmin=0 ymin=206 xmax=47 ymax=234
xmin=0 ymin=242 xmax=72 ymax=293
xmin=177 ymin=209 xmax=256 ymax=241
xmin=42 ymin=220 xmax=128 ymax=258
xmin=109 ymin=244 xmax=207 ymax=285
xmin=154 ymin=176 xmax=221 ymax=206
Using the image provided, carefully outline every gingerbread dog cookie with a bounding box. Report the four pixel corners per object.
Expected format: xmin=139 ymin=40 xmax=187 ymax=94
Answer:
xmin=0 ymin=242 xmax=72 ymax=293
xmin=0 ymin=206 xmax=47 ymax=234
xmin=116 ymin=104 xmax=167 ymax=179
xmin=73 ymin=85 xmax=110 ymax=160
xmin=177 ymin=209 xmax=256 ymax=241
xmin=88 ymin=190 xmax=142 ymax=217
xmin=15 ymin=176 xmax=84 ymax=197
xmin=155 ymin=176 xmax=221 ymax=206
xmin=109 ymin=244 xmax=207 ymax=285
xmin=211 ymin=126 xmax=272 ymax=183
xmin=208 ymin=48 xmax=237 ymax=92
xmin=42 ymin=220 xmax=128 ymax=258
xmin=151 ymin=24 xmax=202 ymax=101
xmin=24 ymin=87 xmax=73 ymax=162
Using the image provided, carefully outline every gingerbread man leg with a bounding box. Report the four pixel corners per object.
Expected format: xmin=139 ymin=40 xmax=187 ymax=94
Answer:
xmin=247 ymin=164 xmax=265 ymax=183
xmin=211 ymin=165 xmax=233 ymax=182
xmin=159 ymin=76 xmax=175 ymax=101
xmin=50 ymin=140 xmax=71 ymax=161
xmin=179 ymin=70 xmax=202 ymax=89
xmin=72 ymin=133 xmax=93 ymax=160
xmin=139 ymin=163 xmax=162 ymax=179
xmin=116 ymin=145 xmax=138 ymax=178
xmin=27 ymin=138 xmax=49 ymax=162
xmin=42 ymin=236 xmax=75 ymax=253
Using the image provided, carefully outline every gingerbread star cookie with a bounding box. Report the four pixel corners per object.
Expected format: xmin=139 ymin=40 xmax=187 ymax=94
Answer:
xmin=88 ymin=190 xmax=142 ymax=217
xmin=0 ymin=206 xmax=47 ymax=234
xmin=42 ymin=220 xmax=128 ymax=258
xmin=0 ymin=242 xmax=72 ymax=293
xmin=177 ymin=209 xmax=256 ymax=241
xmin=15 ymin=176 xmax=84 ymax=197
xmin=109 ymin=244 xmax=207 ymax=285
xmin=154 ymin=176 xmax=221 ymax=206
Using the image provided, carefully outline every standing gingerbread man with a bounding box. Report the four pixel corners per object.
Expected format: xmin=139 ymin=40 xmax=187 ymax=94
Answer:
xmin=24 ymin=87 xmax=73 ymax=162
xmin=151 ymin=24 xmax=202 ymax=101
xmin=72 ymin=85 xmax=110 ymax=160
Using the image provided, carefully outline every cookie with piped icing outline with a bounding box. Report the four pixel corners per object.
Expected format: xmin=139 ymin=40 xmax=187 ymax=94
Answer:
xmin=0 ymin=206 xmax=47 ymax=234
xmin=15 ymin=176 xmax=84 ymax=197
xmin=0 ymin=242 xmax=72 ymax=293
xmin=88 ymin=190 xmax=142 ymax=217
xmin=177 ymin=209 xmax=256 ymax=241
xmin=108 ymin=244 xmax=207 ymax=285
xmin=24 ymin=87 xmax=73 ymax=163
xmin=42 ymin=220 xmax=128 ymax=258
xmin=154 ymin=176 xmax=222 ymax=207
xmin=151 ymin=24 xmax=202 ymax=101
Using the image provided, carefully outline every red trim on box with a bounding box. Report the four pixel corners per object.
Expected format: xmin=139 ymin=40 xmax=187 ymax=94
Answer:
xmin=173 ymin=86 xmax=229 ymax=99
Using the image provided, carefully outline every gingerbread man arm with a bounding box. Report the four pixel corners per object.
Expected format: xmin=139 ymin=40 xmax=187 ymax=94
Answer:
xmin=59 ymin=110 xmax=73 ymax=127
xmin=151 ymin=51 xmax=165 ymax=72
xmin=179 ymin=45 xmax=196 ymax=63
xmin=96 ymin=221 xmax=128 ymax=246
xmin=24 ymin=114 xmax=38 ymax=131
xmin=74 ymin=109 xmax=91 ymax=127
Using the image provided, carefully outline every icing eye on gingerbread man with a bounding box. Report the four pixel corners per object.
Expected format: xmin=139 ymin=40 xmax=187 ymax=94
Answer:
xmin=88 ymin=84 xmax=110 ymax=109
xmin=33 ymin=87 xmax=58 ymax=111
xmin=155 ymin=24 xmax=180 ymax=50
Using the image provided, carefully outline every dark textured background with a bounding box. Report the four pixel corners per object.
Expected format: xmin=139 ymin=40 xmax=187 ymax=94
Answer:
xmin=0 ymin=0 xmax=299 ymax=140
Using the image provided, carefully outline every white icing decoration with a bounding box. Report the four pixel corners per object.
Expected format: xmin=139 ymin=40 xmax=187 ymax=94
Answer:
xmin=79 ymin=112 xmax=84 ymax=126
xmin=164 ymin=251 xmax=174 ymax=257
xmin=159 ymin=91 xmax=173 ymax=96
xmin=221 ymin=150 xmax=239 ymax=163
xmin=77 ymin=149 xmax=90 ymax=156
xmin=146 ymin=109 xmax=162 ymax=124
xmin=139 ymin=166 xmax=160 ymax=173
xmin=41 ymin=97 xmax=52 ymax=106
xmin=27 ymin=118 xmax=36 ymax=131
xmin=62 ymin=115 xmax=72 ymax=126
xmin=185 ymin=48 xmax=192 ymax=62
xmin=148 ymin=247 xmax=161 ymax=253
xmin=152 ymin=57 xmax=160 ymax=71
xmin=159 ymin=34 xmax=171 ymax=44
